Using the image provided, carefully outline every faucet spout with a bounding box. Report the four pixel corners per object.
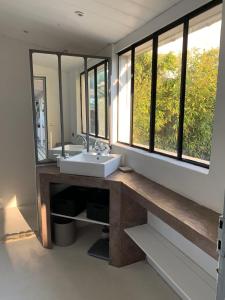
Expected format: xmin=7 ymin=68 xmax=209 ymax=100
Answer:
xmin=74 ymin=134 xmax=87 ymax=148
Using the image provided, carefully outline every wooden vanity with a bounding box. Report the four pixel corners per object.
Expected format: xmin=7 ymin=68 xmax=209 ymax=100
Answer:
xmin=37 ymin=165 xmax=219 ymax=267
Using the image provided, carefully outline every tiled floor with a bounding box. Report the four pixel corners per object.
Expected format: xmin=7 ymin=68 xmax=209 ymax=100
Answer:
xmin=0 ymin=224 xmax=180 ymax=300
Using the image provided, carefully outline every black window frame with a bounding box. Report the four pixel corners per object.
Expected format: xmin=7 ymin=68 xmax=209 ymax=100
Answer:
xmin=117 ymin=0 xmax=222 ymax=168
xmin=80 ymin=60 xmax=109 ymax=140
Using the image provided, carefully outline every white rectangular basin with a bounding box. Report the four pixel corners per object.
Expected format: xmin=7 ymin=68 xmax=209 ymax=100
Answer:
xmin=59 ymin=153 xmax=121 ymax=178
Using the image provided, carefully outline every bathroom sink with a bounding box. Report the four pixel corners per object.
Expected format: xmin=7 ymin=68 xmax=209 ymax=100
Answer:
xmin=59 ymin=153 xmax=121 ymax=178
xmin=48 ymin=144 xmax=84 ymax=159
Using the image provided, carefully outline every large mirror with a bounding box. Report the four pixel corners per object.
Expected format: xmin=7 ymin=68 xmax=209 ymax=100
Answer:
xmin=80 ymin=58 xmax=109 ymax=146
xmin=32 ymin=53 xmax=61 ymax=162
xmin=30 ymin=51 xmax=110 ymax=163
xmin=61 ymin=55 xmax=86 ymax=156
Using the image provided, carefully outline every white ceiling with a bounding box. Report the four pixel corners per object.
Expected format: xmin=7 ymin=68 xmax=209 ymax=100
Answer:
xmin=0 ymin=0 xmax=183 ymax=55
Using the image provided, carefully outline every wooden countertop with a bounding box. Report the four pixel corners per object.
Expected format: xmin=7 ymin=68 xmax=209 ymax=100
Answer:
xmin=37 ymin=164 xmax=219 ymax=259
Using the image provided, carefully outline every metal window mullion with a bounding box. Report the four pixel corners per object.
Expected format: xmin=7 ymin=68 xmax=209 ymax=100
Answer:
xmin=149 ymin=35 xmax=158 ymax=152
xmin=29 ymin=52 xmax=39 ymax=164
xmin=117 ymin=56 xmax=120 ymax=142
xmin=80 ymin=73 xmax=84 ymax=133
xmin=177 ymin=20 xmax=189 ymax=159
xmin=42 ymin=77 xmax=49 ymax=158
xmin=94 ymin=67 xmax=98 ymax=137
xmin=84 ymin=57 xmax=90 ymax=152
xmin=58 ymin=54 xmax=65 ymax=158
xmin=104 ymin=61 xmax=108 ymax=139
xmin=130 ymin=48 xmax=135 ymax=146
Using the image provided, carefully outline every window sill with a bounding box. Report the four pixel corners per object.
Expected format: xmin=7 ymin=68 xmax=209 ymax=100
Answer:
xmin=113 ymin=142 xmax=209 ymax=175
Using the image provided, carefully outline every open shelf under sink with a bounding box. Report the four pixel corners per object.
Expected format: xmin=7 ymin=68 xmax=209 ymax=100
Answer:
xmin=51 ymin=210 xmax=109 ymax=226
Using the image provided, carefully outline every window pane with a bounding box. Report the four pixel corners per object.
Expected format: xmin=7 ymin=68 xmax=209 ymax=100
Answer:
xmin=183 ymin=4 xmax=222 ymax=164
xmin=155 ymin=25 xmax=183 ymax=156
xmin=81 ymin=73 xmax=86 ymax=133
xmin=97 ymin=64 xmax=106 ymax=137
xmin=88 ymin=69 xmax=95 ymax=135
xmin=118 ymin=51 xmax=132 ymax=143
xmin=133 ymin=41 xmax=152 ymax=148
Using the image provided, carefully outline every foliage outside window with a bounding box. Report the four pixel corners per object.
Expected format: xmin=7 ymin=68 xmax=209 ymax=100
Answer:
xmin=117 ymin=1 xmax=222 ymax=167
xmin=81 ymin=61 xmax=108 ymax=139
xmin=118 ymin=51 xmax=132 ymax=144
xmin=133 ymin=42 xmax=152 ymax=148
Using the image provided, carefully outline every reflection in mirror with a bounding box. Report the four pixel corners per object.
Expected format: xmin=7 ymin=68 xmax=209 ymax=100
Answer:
xmin=80 ymin=58 xmax=109 ymax=142
xmin=33 ymin=76 xmax=47 ymax=160
xmin=32 ymin=53 xmax=61 ymax=162
xmin=88 ymin=69 xmax=95 ymax=135
xmin=80 ymin=73 xmax=86 ymax=133
xmin=61 ymin=55 xmax=86 ymax=157
xmin=31 ymin=52 xmax=110 ymax=164
xmin=97 ymin=63 xmax=107 ymax=138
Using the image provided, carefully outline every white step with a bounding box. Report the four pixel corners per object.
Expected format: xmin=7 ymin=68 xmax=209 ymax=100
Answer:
xmin=125 ymin=224 xmax=217 ymax=300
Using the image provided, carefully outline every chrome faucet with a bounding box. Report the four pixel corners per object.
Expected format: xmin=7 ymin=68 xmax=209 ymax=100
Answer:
xmin=94 ymin=140 xmax=111 ymax=156
xmin=74 ymin=134 xmax=87 ymax=148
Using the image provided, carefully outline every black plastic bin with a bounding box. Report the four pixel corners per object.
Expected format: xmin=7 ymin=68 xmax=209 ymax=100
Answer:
xmin=51 ymin=186 xmax=87 ymax=217
xmin=86 ymin=189 xmax=109 ymax=223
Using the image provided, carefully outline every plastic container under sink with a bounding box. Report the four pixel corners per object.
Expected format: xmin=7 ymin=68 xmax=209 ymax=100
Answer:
xmin=53 ymin=216 xmax=77 ymax=246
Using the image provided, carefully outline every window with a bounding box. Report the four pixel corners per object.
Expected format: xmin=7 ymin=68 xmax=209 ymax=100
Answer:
xmin=118 ymin=51 xmax=132 ymax=144
xmin=117 ymin=1 xmax=222 ymax=167
xmin=81 ymin=61 xmax=108 ymax=139
xmin=88 ymin=69 xmax=96 ymax=135
xmin=155 ymin=25 xmax=183 ymax=156
xmin=97 ymin=64 xmax=107 ymax=138
xmin=133 ymin=41 xmax=152 ymax=148
xmin=183 ymin=4 xmax=222 ymax=164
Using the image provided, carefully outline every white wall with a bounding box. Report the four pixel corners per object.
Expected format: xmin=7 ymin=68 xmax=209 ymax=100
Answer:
xmin=0 ymin=35 xmax=37 ymax=229
xmin=112 ymin=0 xmax=225 ymax=213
